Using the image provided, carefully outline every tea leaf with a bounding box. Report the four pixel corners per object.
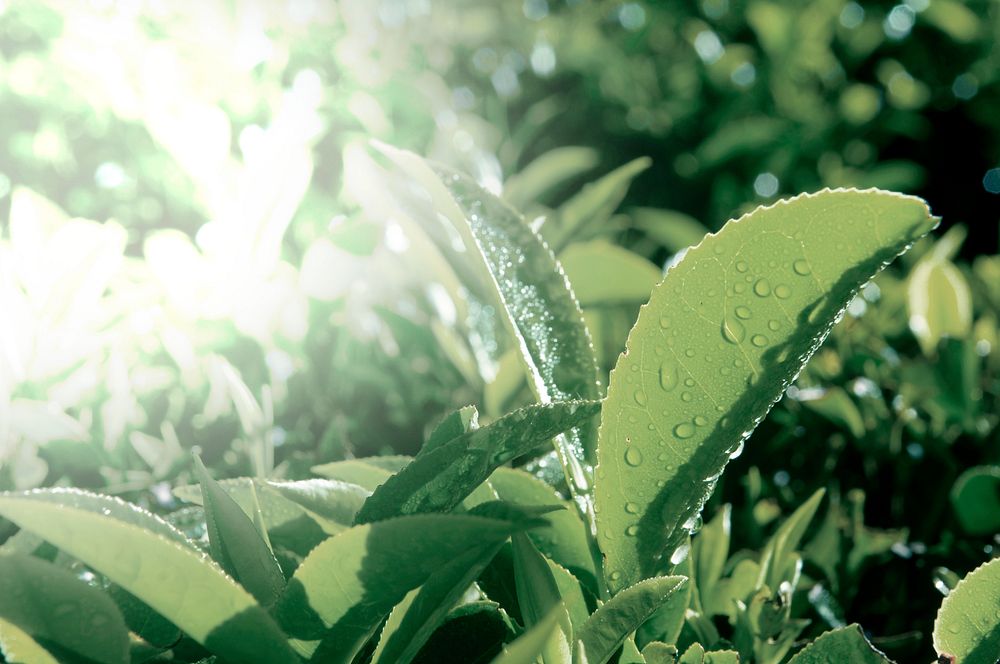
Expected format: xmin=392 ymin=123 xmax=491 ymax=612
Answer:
xmin=788 ymin=624 xmax=890 ymax=663
xmin=595 ymin=189 xmax=937 ymax=591
xmin=934 ymin=557 xmax=1000 ymax=664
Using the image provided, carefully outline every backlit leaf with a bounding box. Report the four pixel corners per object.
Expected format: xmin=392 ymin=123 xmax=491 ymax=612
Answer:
xmin=595 ymin=189 xmax=937 ymax=591
xmin=934 ymin=557 xmax=1000 ymax=664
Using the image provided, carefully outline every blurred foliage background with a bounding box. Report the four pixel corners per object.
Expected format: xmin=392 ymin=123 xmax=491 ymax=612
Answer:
xmin=0 ymin=0 xmax=998 ymax=659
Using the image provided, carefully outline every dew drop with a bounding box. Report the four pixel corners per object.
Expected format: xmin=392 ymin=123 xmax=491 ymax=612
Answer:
xmin=722 ymin=318 xmax=746 ymax=344
xmin=729 ymin=440 xmax=745 ymax=459
xmin=751 ymin=334 xmax=769 ymax=347
xmin=793 ymin=259 xmax=812 ymax=275
xmin=735 ymin=260 xmax=749 ymax=273
xmin=669 ymin=541 xmax=691 ymax=565
xmin=684 ymin=348 xmax=696 ymax=358
xmin=659 ymin=315 xmax=671 ymax=329
xmin=674 ymin=422 xmax=696 ymax=439
xmin=625 ymin=501 xmax=641 ymax=514
xmin=634 ymin=390 xmax=648 ymax=406
xmin=684 ymin=378 xmax=695 ymax=387
xmin=626 ymin=525 xmax=639 ymax=536
xmin=610 ymin=570 xmax=622 ymax=582
xmin=768 ymin=319 xmax=781 ymax=331
xmin=681 ymin=391 xmax=693 ymax=402
xmin=734 ymin=305 xmax=752 ymax=320
xmin=753 ymin=279 xmax=771 ymax=297
xmin=775 ymin=284 xmax=791 ymax=299
xmin=624 ymin=447 xmax=644 ymax=466
xmin=657 ymin=452 xmax=669 ymax=462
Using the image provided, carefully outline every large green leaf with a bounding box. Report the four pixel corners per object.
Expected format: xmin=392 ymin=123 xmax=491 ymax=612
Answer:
xmin=0 ymin=553 xmax=129 ymax=664
xmin=0 ymin=491 xmax=297 ymax=664
xmin=788 ymin=624 xmax=890 ymax=663
xmin=577 ymin=576 xmax=688 ymax=664
xmin=0 ymin=618 xmax=58 ymax=664
xmin=377 ymin=145 xmax=601 ymax=490
xmin=355 ymin=401 xmax=600 ymax=524
xmin=950 ymin=466 xmax=1000 ymax=536
xmin=934 ymin=557 xmax=1000 ymax=664
xmin=595 ymin=189 xmax=937 ymax=591
xmin=275 ymin=513 xmax=532 ymax=663
xmin=193 ymin=456 xmax=285 ymax=607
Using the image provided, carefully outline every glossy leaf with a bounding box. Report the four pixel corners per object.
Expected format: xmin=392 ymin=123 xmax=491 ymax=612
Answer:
xmin=758 ymin=489 xmax=825 ymax=590
xmin=788 ymin=624 xmax=890 ymax=663
xmin=377 ymin=144 xmax=601 ymax=486
xmin=595 ymin=189 xmax=937 ymax=591
xmin=275 ymin=512 xmax=531 ymax=663
xmin=425 ymin=404 xmax=479 ymax=452
xmin=355 ymin=400 xmax=600 ymax=523
xmin=503 ymin=146 xmax=601 ymax=209
xmin=193 ymin=455 xmax=285 ymax=606
xmin=0 ymin=553 xmax=130 ymax=664
xmin=0 ymin=491 xmax=297 ymax=664
xmin=0 ymin=618 xmax=58 ymax=664
xmin=908 ymin=235 xmax=972 ymax=355
xmin=934 ymin=557 xmax=1000 ymax=664
xmin=577 ymin=576 xmax=688 ymax=664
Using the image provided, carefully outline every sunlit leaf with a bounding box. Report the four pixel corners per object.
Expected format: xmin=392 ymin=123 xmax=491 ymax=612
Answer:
xmin=0 ymin=491 xmax=297 ymax=664
xmin=491 ymin=606 xmax=567 ymax=664
xmin=0 ymin=617 xmax=59 ymax=664
xmin=788 ymin=624 xmax=890 ymax=663
xmin=934 ymin=557 xmax=1000 ymax=664
xmin=595 ymin=189 xmax=937 ymax=591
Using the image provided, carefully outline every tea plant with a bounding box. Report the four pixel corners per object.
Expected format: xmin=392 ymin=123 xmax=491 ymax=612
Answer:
xmin=0 ymin=149 xmax=994 ymax=664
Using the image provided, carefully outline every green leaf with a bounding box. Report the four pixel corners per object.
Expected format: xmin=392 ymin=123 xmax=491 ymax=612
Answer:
xmin=491 ymin=606 xmax=567 ymax=664
xmin=630 ymin=208 xmax=709 ymax=254
xmin=426 ymin=405 xmax=480 ymax=452
xmin=934 ymin=557 xmax=1000 ymax=664
xmin=798 ymin=388 xmax=866 ymax=438
xmin=758 ymin=489 xmax=825 ymax=590
xmin=544 ymin=157 xmax=652 ymax=253
xmin=676 ymin=643 xmax=741 ymax=664
xmin=512 ymin=533 xmax=573 ymax=664
xmin=0 ymin=617 xmax=59 ymax=664
xmin=907 ymin=252 xmax=972 ymax=355
xmin=693 ymin=505 xmax=731 ymax=609
xmin=310 ymin=456 xmax=411 ymax=491
xmin=193 ymin=455 xmax=285 ymax=607
xmin=0 ymin=491 xmax=297 ymax=664
xmin=0 ymin=553 xmax=129 ymax=664
xmin=788 ymin=624 xmax=890 ymax=663
xmin=560 ymin=241 xmax=663 ymax=308
xmin=951 ymin=466 xmax=1000 ymax=535
xmin=275 ymin=512 xmax=531 ymax=663
xmin=414 ymin=601 xmax=515 ymax=663
xmin=503 ymin=146 xmax=601 ymax=209
xmin=577 ymin=576 xmax=688 ymax=664
xmin=377 ymin=144 xmax=601 ymax=486
xmin=489 ymin=467 xmax=597 ymax=591
xmin=595 ymin=189 xmax=937 ymax=592
xmin=372 ymin=538 xmax=508 ymax=664
xmin=355 ymin=401 xmax=600 ymax=523
xmin=635 ymin=548 xmax=691 ymax=648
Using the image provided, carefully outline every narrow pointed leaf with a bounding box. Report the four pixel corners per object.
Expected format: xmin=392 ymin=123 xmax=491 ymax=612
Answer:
xmin=425 ymin=405 xmax=479 ymax=452
xmin=372 ymin=539 xmax=507 ymax=664
xmin=275 ymin=513 xmax=532 ymax=663
xmin=0 ymin=553 xmax=129 ymax=664
xmin=934 ymin=557 xmax=1000 ymax=664
xmin=789 ymin=624 xmax=890 ymax=663
xmin=578 ymin=576 xmax=689 ymax=664
xmin=595 ymin=189 xmax=937 ymax=591
xmin=0 ymin=618 xmax=59 ymax=664
xmin=0 ymin=491 xmax=297 ymax=664
xmin=512 ymin=533 xmax=573 ymax=664
xmin=193 ymin=455 xmax=285 ymax=607
xmin=377 ymin=144 xmax=601 ymax=485
xmin=355 ymin=400 xmax=600 ymax=523
xmin=758 ymin=489 xmax=825 ymax=590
